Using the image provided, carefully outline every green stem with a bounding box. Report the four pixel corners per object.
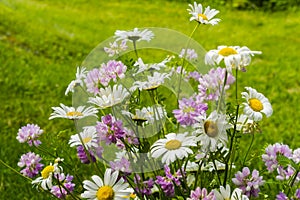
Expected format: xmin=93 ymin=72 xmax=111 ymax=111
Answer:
xmin=242 ymin=133 xmax=255 ymax=166
xmin=176 ymin=23 xmax=200 ymax=102
xmin=217 ymin=70 xmax=228 ymax=113
xmin=0 ymin=159 xmax=32 ymax=182
xmin=133 ymin=40 xmax=138 ymax=59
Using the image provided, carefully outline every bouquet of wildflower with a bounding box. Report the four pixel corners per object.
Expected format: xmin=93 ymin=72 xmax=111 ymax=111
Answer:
xmin=13 ymin=1 xmax=300 ymax=200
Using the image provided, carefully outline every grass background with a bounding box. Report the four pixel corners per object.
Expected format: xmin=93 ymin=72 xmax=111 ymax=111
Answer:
xmin=0 ymin=0 xmax=299 ymax=199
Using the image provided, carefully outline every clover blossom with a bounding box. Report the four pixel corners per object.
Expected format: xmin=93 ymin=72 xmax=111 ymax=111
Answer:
xmin=197 ymin=67 xmax=235 ymax=101
xmin=134 ymin=174 xmax=155 ymax=197
xmin=262 ymin=143 xmax=292 ymax=172
xmin=232 ymin=167 xmax=264 ymax=198
xmin=155 ymin=175 xmax=175 ymax=197
xmin=179 ymin=48 xmax=198 ymax=61
xmin=104 ymin=40 xmax=128 ymax=57
xmin=18 ymin=152 xmax=44 ymax=178
xmin=16 ymin=124 xmax=44 ymax=146
xmin=76 ymin=145 xmax=97 ymax=164
xmin=173 ymin=95 xmax=208 ymax=126
xmin=187 ymin=187 xmax=216 ymax=200
xmin=50 ymin=174 xmax=75 ymax=199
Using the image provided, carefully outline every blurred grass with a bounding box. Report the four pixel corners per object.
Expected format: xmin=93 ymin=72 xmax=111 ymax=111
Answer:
xmin=0 ymin=0 xmax=299 ymax=199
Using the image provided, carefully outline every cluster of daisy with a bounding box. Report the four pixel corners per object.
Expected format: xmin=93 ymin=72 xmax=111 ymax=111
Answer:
xmin=14 ymin=1 xmax=299 ymax=200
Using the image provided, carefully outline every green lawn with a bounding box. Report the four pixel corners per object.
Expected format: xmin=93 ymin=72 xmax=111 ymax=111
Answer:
xmin=0 ymin=0 xmax=300 ymax=199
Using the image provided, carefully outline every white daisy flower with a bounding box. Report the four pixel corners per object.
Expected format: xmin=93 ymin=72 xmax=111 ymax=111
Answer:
xmin=65 ymin=66 xmax=87 ymax=95
xmin=241 ymin=87 xmax=273 ymax=122
xmin=213 ymin=184 xmax=249 ymax=200
xmin=130 ymin=72 xmax=171 ymax=91
xmin=69 ymin=126 xmax=98 ymax=148
xmin=150 ymin=132 xmax=197 ymax=165
xmin=235 ymin=114 xmax=256 ymax=134
xmin=88 ymin=84 xmax=130 ymax=109
xmin=114 ymin=28 xmax=154 ymax=43
xmin=205 ymin=45 xmax=262 ymax=73
xmin=32 ymin=162 xmax=62 ymax=190
xmin=104 ymin=40 xmax=128 ymax=57
xmin=193 ymin=110 xmax=229 ymax=152
xmin=187 ymin=2 xmax=221 ymax=25
xmin=49 ymin=103 xmax=98 ymax=120
xmin=133 ymin=57 xmax=171 ymax=76
xmin=81 ymin=168 xmax=130 ymax=200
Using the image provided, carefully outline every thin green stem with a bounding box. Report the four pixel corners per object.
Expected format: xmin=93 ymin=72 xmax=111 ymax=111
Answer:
xmin=0 ymin=159 xmax=32 ymax=182
xmin=176 ymin=23 xmax=200 ymax=101
xmin=242 ymin=133 xmax=255 ymax=166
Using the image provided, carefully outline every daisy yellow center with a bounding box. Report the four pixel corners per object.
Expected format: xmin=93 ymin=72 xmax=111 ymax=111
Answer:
xmin=249 ymin=98 xmax=263 ymax=112
xmin=218 ymin=47 xmax=238 ymax=57
xmin=41 ymin=165 xmax=54 ymax=179
xmin=198 ymin=13 xmax=208 ymax=20
xmin=165 ymin=139 xmax=182 ymax=150
xmin=96 ymin=185 xmax=114 ymax=200
xmin=67 ymin=111 xmax=83 ymax=117
xmin=204 ymin=120 xmax=219 ymax=138
xmin=83 ymin=137 xmax=92 ymax=144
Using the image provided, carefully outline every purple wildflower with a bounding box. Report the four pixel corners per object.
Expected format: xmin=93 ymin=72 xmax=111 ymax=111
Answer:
xmin=155 ymin=175 xmax=175 ymax=197
xmin=100 ymin=60 xmax=127 ymax=84
xmin=96 ymin=114 xmax=126 ymax=145
xmin=96 ymin=114 xmax=138 ymax=149
xmin=276 ymin=165 xmax=300 ymax=183
xmin=85 ymin=68 xmax=102 ymax=95
xmin=134 ymin=175 xmax=154 ymax=197
xmin=110 ymin=157 xmax=132 ymax=174
xmin=104 ymin=40 xmax=128 ymax=57
xmin=76 ymin=145 xmax=96 ymax=164
xmin=164 ymin=165 xmax=184 ymax=186
xmin=262 ymin=143 xmax=292 ymax=172
xmin=232 ymin=167 xmax=264 ymax=198
xmin=276 ymin=192 xmax=288 ymax=200
xmin=173 ymin=95 xmax=208 ymax=126
xmin=197 ymin=67 xmax=235 ymax=101
xmin=17 ymin=152 xmax=43 ymax=178
xmin=179 ymin=48 xmax=198 ymax=61
xmin=292 ymin=148 xmax=300 ymax=164
xmin=296 ymin=189 xmax=300 ymax=199
xmin=51 ymin=173 xmax=75 ymax=199
xmin=187 ymin=71 xmax=201 ymax=81
xmin=16 ymin=124 xmax=43 ymax=146
xmin=187 ymin=187 xmax=216 ymax=200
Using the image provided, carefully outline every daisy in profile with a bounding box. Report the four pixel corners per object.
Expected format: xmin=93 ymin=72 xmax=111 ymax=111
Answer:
xmin=65 ymin=66 xmax=87 ymax=95
xmin=114 ymin=28 xmax=154 ymax=43
xmin=187 ymin=2 xmax=220 ymax=25
xmin=32 ymin=161 xmax=62 ymax=190
xmin=241 ymin=87 xmax=273 ymax=122
xmin=81 ymin=168 xmax=130 ymax=200
xmin=49 ymin=103 xmax=98 ymax=120
xmin=150 ymin=132 xmax=197 ymax=165
xmin=213 ymin=184 xmax=249 ymax=200
xmin=193 ymin=110 xmax=229 ymax=152
xmin=205 ymin=45 xmax=262 ymax=73
xmin=130 ymin=72 xmax=171 ymax=91
xmin=69 ymin=126 xmax=98 ymax=149
xmin=88 ymin=84 xmax=130 ymax=109
xmin=133 ymin=57 xmax=171 ymax=76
